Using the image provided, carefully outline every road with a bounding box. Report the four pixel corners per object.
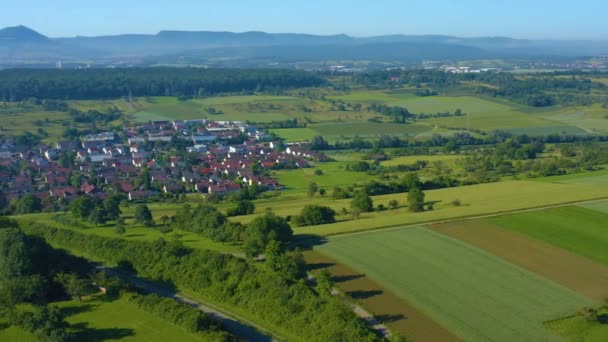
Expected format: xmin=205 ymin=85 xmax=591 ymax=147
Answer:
xmin=98 ymin=266 xmax=279 ymax=342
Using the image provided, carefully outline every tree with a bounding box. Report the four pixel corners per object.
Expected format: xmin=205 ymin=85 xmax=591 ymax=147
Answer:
xmin=315 ymin=269 xmax=334 ymax=296
xmin=54 ymin=273 xmax=90 ymax=301
xmin=103 ymin=194 xmax=123 ymax=220
xmin=70 ymin=196 xmax=96 ymax=220
xmin=388 ymin=199 xmax=399 ymax=209
xmin=295 ymin=205 xmax=336 ymax=226
xmin=318 ymin=188 xmax=326 ymax=196
xmin=244 ymin=212 xmax=292 ymax=257
xmin=87 ymin=207 xmax=105 ymax=226
xmin=114 ymin=222 xmax=127 ymax=235
xmin=307 ymin=182 xmax=318 ymax=197
xmin=401 ymin=173 xmax=421 ymax=191
xmin=134 ymin=204 xmax=153 ymax=226
xmin=407 ymin=187 xmax=425 ymax=212
xmin=350 ymin=192 xmax=373 ymax=213
xmin=227 ymin=200 xmax=255 ymax=217
xmin=13 ymin=194 xmax=42 ymax=214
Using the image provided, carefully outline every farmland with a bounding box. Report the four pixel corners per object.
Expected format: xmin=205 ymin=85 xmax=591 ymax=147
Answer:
xmin=316 ymin=227 xmax=592 ymax=341
xmin=491 ymin=206 xmax=608 ymax=266
xmin=431 ymin=220 xmax=608 ymax=300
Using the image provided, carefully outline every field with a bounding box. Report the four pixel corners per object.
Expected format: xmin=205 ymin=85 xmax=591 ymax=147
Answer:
xmin=303 ymin=250 xmax=459 ymax=341
xmin=16 ymin=212 xmax=243 ymax=256
xmin=546 ymin=309 xmax=608 ymax=342
xmin=316 ymin=227 xmax=592 ymax=341
xmin=0 ymin=297 xmax=206 ymax=342
xmin=431 ymin=220 xmax=608 ymax=300
xmin=309 ymin=122 xmax=431 ymax=140
xmin=491 ymin=206 xmax=608 ymax=266
xmin=283 ymin=180 xmax=608 ymax=236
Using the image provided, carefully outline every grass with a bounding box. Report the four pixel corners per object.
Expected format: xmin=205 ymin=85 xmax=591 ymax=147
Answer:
xmin=285 ymin=180 xmax=608 ymax=236
xmin=532 ymin=169 xmax=608 ymax=184
xmin=492 ymin=206 xmax=608 ymax=266
xmin=579 ymin=199 xmax=608 ymax=214
xmin=546 ymin=309 xmax=608 ymax=342
xmin=16 ymin=212 xmax=243 ymax=256
xmin=308 ymin=122 xmax=431 ymax=139
xmin=0 ymin=296 xmax=210 ymax=342
xmin=269 ymin=128 xmax=317 ymax=142
xmin=316 ymin=227 xmax=592 ymax=341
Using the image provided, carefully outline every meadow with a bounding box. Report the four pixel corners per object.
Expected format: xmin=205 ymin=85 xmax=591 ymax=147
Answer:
xmin=0 ymin=297 xmax=207 ymax=342
xmin=316 ymin=227 xmax=592 ymax=341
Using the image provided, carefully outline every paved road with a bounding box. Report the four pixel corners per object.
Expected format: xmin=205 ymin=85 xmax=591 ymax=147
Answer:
xmin=98 ymin=266 xmax=279 ymax=342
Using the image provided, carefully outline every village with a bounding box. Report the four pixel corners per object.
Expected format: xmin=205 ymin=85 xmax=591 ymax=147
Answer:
xmin=0 ymin=119 xmax=327 ymax=209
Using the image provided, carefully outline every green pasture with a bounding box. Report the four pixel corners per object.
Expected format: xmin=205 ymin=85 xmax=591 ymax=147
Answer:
xmin=492 ymin=206 xmax=608 ymax=266
xmin=233 ymin=179 xmax=608 ymax=236
xmin=0 ymin=297 xmax=207 ymax=342
xmin=546 ymin=308 xmax=608 ymax=342
xmin=533 ymin=169 xmax=608 ymax=184
xmin=579 ymin=199 xmax=608 ymax=214
xmin=17 ymin=212 xmax=243 ymax=255
xmin=308 ymin=122 xmax=431 ymax=139
xmin=270 ymin=128 xmax=317 ymax=142
xmin=317 ymin=227 xmax=592 ymax=341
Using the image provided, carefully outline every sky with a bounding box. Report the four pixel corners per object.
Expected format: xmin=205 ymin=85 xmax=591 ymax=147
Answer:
xmin=1 ymin=0 xmax=607 ymax=40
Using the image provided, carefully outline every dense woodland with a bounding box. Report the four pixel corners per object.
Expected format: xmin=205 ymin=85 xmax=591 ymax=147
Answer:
xmin=0 ymin=68 xmax=326 ymax=101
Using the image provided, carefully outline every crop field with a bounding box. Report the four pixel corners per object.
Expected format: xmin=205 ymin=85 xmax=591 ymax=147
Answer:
xmin=491 ymin=206 xmax=608 ymax=266
xmin=303 ymin=250 xmax=459 ymax=341
xmin=578 ymin=199 xmax=608 ymax=214
xmin=309 ymin=122 xmax=431 ymax=139
xmin=541 ymin=105 xmax=608 ymax=134
xmin=270 ymin=127 xmax=318 ymax=141
xmin=431 ymin=220 xmax=608 ymax=300
xmin=533 ymin=169 xmax=608 ymax=185
xmin=316 ymin=227 xmax=592 ymax=341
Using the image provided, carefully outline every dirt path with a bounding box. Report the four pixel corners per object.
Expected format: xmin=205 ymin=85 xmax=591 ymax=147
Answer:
xmin=97 ymin=266 xmax=279 ymax=342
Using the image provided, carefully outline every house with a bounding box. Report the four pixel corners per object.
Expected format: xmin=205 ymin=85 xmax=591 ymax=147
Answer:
xmin=80 ymin=183 xmax=96 ymax=195
xmin=49 ymin=186 xmax=78 ymax=198
xmin=163 ymin=183 xmax=182 ymax=194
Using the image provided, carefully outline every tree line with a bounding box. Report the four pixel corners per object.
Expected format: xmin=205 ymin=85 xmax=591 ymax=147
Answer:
xmin=21 ymin=223 xmax=384 ymax=341
xmin=0 ymin=68 xmax=326 ymax=101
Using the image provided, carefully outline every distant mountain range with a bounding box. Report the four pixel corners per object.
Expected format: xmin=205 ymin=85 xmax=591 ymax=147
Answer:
xmin=1 ymin=25 xmax=608 ymax=67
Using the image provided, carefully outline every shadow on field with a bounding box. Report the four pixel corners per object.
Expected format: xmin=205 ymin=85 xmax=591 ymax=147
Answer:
xmin=306 ymin=262 xmax=335 ymax=271
xmin=291 ymin=234 xmax=328 ymax=250
xmin=60 ymin=303 xmax=98 ymax=317
xmin=125 ymin=234 xmax=144 ymax=238
xmin=347 ymin=290 xmax=383 ymax=299
xmin=70 ymin=322 xmax=135 ymax=342
xmin=376 ymin=313 xmax=406 ymax=323
xmin=598 ymin=314 xmax=608 ymax=324
xmin=332 ymin=274 xmax=365 ymax=283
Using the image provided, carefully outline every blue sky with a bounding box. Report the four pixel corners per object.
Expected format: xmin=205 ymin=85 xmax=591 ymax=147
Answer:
xmin=2 ymin=0 xmax=607 ymax=39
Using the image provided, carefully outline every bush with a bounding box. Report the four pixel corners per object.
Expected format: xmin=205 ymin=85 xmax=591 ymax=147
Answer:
xmin=294 ymin=205 xmax=337 ymax=226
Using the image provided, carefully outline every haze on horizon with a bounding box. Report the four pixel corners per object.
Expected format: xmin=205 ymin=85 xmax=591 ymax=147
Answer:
xmin=2 ymin=0 xmax=607 ymax=40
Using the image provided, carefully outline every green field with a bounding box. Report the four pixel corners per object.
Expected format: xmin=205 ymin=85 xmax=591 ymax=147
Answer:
xmin=317 ymin=227 xmax=592 ymax=341
xmin=492 ymin=206 xmax=608 ymax=266
xmin=533 ymin=169 xmax=608 ymax=185
xmin=287 ymin=180 xmax=608 ymax=236
xmin=0 ymin=297 xmax=208 ymax=342
xmin=270 ymin=127 xmax=318 ymax=142
xmin=309 ymin=122 xmax=431 ymax=139
xmin=546 ymin=309 xmax=608 ymax=342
